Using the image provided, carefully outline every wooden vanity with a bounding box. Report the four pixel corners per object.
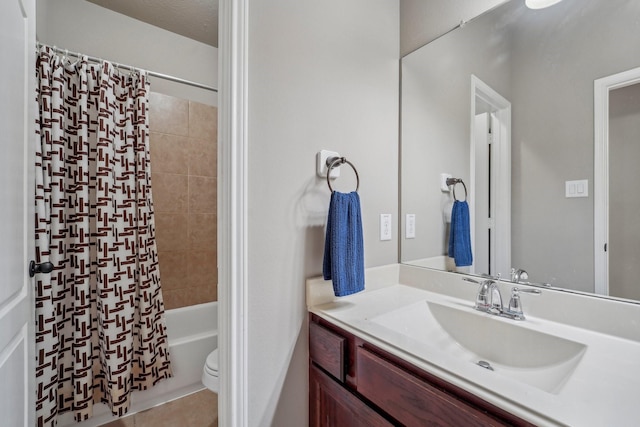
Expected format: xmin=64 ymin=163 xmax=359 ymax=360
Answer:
xmin=307 ymin=264 xmax=640 ymax=426
xmin=309 ymin=314 xmax=534 ymax=426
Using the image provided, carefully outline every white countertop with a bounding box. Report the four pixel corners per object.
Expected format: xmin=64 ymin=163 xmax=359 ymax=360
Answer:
xmin=307 ymin=264 xmax=640 ymax=427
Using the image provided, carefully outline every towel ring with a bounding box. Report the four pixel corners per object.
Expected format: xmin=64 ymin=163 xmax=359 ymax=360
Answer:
xmin=446 ymin=177 xmax=467 ymax=201
xmin=326 ymin=157 xmax=360 ymax=193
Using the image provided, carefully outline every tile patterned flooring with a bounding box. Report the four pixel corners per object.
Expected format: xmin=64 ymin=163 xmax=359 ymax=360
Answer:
xmin=102 ymin=390 xmax=218 ymax=427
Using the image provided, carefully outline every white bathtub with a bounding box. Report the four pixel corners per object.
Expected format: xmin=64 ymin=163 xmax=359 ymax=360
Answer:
xmin=59 ymin=301 xmax=218 ymax=427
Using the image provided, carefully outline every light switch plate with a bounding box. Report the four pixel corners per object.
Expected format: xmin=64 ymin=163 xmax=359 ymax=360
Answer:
xmin=565 ymin=179 xmax=588 ymax=198
xmin=406 ymin=214 xmax=416 ymax=239
xmin=380 ymin=214 xmax=392 ymax=241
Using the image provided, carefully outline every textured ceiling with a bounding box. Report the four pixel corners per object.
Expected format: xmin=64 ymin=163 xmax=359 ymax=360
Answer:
xmin=86 ymin=0 xmax=219 ymax=47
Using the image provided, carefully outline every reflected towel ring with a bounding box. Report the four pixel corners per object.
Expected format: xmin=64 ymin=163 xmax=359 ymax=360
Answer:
xmin=446 ymin=177 xmax=467 ymax=201
xmin=326 ymin=157 xmax=360 ymax=193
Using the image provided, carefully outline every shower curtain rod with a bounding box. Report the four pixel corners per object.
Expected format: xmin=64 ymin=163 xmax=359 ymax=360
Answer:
xmin=37 ymin=43 xmax=218 ymax=93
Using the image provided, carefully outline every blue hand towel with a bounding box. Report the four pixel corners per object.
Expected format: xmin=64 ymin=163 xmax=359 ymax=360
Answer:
xmin=448 ymin=200 xmax=473 ymax=267
xmin=322 ymin=191 xmax=365 ymax=297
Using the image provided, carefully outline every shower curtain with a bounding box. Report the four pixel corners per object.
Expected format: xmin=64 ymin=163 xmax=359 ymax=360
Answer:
xmin=34 ymin=46 xmax=172 ymax=426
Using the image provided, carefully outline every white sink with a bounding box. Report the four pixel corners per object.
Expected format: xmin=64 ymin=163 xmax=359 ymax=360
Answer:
xmin=368 ymin=300 xmax=587 ymax=393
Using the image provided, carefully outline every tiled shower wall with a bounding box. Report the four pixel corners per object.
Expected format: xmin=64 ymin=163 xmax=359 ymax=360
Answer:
xmin=149 ymin=92 xmax=218 ymax=310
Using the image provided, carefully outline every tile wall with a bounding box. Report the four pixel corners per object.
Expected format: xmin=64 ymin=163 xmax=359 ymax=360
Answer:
xmin=149 ymin=92 xmax=218 ymax=310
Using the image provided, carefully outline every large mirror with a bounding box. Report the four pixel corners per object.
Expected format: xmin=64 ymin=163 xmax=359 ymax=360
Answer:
xmin=400 ymin=0 xmax=640 ymax=302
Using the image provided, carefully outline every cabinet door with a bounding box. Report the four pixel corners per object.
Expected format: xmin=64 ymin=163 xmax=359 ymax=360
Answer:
xmin=310 ymin=364 xmax=392 ymax=427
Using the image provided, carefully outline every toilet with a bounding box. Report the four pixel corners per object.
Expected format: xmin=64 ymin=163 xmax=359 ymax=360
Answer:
xmin=201 ymin=348 xmax=219 ymax=393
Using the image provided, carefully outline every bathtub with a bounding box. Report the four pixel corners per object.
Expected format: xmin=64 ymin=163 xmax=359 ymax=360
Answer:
xmin=59 ymin=301 xmax=218 ymax=427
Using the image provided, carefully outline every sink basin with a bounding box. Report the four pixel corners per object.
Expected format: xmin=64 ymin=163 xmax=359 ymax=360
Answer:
xmin=368 ymin=300 xmax=587 ymax=393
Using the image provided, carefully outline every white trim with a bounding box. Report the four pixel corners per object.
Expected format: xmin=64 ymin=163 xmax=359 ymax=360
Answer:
xmin=469 ymin=81 xmax=477 ymax=275
xmin=218 ymin=0 xmax=249 ymax=426
xmin=594 ymin=66 xmax=640 ymax=296
xmin=470 ymin=75 xmax=511 ymax=278
xmin=23 ymin=0 xmax=37 ymax=424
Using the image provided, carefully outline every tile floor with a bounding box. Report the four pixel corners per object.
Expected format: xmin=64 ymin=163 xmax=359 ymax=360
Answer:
xmin=102 ymin=390 xmax=218 ymax=427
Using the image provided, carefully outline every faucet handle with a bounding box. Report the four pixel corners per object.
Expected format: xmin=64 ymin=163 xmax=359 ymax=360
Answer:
xmin=474 ymin=279 xmax=497 ymax=311
xmin=475 ymin=284 xmax=491 ymax=309
xmin=464 ymin=277 xmax=504 ymax=314
xmin=516 ymin=288 xmax=542 ymax=295
xmin=506 ymin=287 xmax=541 ymax=320
xmin=463 ymin=277 xmax=492 ymax=310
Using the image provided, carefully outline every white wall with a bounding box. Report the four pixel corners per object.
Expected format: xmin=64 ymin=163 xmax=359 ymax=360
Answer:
xmin=247 ymin=0 xmax=399 ymax=425
xmin=36 ymin=0 xmax=218 ymax=106
xmin=400 ymin=0 xmax=506 ymax=56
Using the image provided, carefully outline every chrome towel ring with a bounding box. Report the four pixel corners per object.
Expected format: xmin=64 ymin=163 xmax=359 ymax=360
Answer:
xmin=446 ymin=177 xmax=467 ymax=201
xmin=326 ymin=157 xmax=360 ymax=193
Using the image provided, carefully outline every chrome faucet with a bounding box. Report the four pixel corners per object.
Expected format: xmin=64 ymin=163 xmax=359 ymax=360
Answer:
xmin=463 ymin=277 xmax=541 ymax=320
xmin=510 ymin=268 xmax=552 ymax=289
xmin=474 ymin=279 xmax=502 ymax=314
xmin=510 ymin=268 xmax=529 ymax=283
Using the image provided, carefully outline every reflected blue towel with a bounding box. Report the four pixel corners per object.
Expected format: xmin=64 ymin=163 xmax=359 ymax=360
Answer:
xmin=322 ymin=191 xmax=365 ymax=297
xmin=448 ymin=200 xmax=473 ymax=267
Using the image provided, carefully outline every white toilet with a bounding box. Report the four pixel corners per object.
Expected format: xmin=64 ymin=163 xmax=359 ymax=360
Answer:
xmin=202 ymin=348 xmax=219 ymax=393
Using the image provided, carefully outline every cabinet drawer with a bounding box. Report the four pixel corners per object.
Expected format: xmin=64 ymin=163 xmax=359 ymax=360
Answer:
xmin=356 ymin=346 xmax=506 ymax=427
xmin=310 ymin=321 xmax=346 ymax=382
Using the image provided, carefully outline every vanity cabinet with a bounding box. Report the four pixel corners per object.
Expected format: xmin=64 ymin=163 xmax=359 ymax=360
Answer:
xmin=309 ymin=364 xmax=393 ymax=426
xmin=309 ymin=314 xmax=534 ymax=427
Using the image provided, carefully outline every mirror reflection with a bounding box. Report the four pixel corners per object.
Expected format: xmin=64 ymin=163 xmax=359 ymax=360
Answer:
xmin=400 ymin=0 xmax=640 ymax=301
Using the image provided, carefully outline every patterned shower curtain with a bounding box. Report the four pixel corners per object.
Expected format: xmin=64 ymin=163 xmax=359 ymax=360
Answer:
xmin=34 ymin=46 xmax=172 ymax=426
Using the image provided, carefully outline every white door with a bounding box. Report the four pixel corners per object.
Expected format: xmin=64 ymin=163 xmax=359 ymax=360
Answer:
xmin=0 ymin=0 xmax=35 ymax=426
xmin=594 ymin=67 xmax=640 ymax=297
xmin=471 ymin=76 xmax=511 ymax=280
xmin=474 ymin=112 xmax=491 ymax=275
